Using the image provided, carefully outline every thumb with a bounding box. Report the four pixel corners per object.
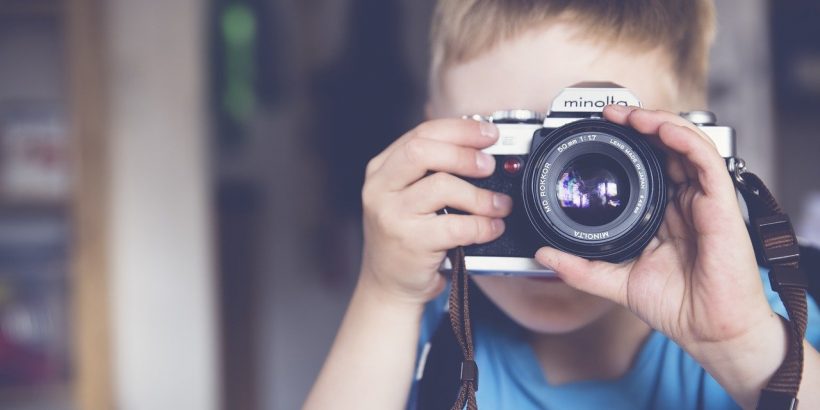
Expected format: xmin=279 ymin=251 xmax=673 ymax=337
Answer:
xmin=535 ymin=247 xmax=629 ymax=306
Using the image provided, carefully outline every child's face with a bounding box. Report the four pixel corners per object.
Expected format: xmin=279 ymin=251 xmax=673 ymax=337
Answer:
xmin=430 ymin=24 xmax=685 ymax=334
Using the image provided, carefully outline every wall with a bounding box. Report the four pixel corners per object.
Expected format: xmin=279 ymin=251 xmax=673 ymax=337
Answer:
xmin=105 ymin=1 xmax=220 ymax=409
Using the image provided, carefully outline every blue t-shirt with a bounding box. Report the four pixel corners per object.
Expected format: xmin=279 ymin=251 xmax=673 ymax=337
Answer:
xmin=410 ymin=268 xmax=820 ymax=409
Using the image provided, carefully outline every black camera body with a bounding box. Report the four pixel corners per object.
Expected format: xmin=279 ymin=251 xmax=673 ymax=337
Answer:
xmin=446 ymin=82 xmax=736 ymax=276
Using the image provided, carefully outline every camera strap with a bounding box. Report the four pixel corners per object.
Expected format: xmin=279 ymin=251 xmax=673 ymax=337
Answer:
xmin=446 ymin=246 xmax=478 ymax=410
xmin=445 ymin=168 xmax=808 ymax=410
xmin=735 ymin=170 xmax=808 ymax=410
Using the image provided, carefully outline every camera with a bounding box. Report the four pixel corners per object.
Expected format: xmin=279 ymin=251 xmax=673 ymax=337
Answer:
xmin=444 ymin=82 xmax=736 ymax=276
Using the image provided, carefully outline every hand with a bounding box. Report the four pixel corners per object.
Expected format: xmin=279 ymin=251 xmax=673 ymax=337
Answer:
xmin=535 ymin=106 xmax=782 ymax=367
xmin=360 ymin=119 xmax=513 ymax=306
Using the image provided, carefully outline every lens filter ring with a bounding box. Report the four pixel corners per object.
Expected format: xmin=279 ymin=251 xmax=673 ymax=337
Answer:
xmin=521 ymin=119 xmax=667 ymax=262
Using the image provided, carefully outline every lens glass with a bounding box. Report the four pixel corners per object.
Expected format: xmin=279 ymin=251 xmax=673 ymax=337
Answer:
xmin=556 ymin=153 xmax=630 ymax=227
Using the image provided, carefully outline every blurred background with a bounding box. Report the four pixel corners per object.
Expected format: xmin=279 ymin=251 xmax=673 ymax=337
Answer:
xmin=0 ymin=0 xmax=817 ymax=409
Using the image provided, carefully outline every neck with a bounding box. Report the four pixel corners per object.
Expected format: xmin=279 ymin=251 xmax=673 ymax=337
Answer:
xmin=529 ymin=306 xmax=651 ymax=385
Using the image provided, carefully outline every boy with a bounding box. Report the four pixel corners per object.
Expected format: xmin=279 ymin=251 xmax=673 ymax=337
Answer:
xmin=305 ymin=1 xmax=820 ymax=409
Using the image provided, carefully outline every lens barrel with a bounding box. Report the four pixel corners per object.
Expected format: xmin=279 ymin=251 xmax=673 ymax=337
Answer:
xmin=521 ymin=119 xmax=667 ymax=262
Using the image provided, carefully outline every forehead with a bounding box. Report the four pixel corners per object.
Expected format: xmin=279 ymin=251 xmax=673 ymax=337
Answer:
xmin=432 ymin=24 xmax=681 ymax=118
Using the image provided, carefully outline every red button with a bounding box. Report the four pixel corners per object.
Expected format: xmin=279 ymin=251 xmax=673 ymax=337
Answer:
xmin=503 ymin=157 xmax=522 ymax=175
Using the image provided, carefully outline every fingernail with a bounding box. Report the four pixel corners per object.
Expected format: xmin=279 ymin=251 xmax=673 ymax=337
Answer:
xmin=476 ymin=152 xmax=495 ymax=170
xmin=493 ymin=193 xmax=512 ymax=210
xmin=492 ymin=218 xmax=504 ymax=233
xmin=479 ymin=122 xmax=499 ymax=140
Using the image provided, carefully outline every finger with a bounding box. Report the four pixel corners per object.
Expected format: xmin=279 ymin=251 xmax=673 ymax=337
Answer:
xmin=534 ymin=247 xmax=629 ymax=305
xmin=605 ymin=107 xmax=732 ymax=199
xmin=601 ymin=104 xmax=640 ymax=123
xmin=366 ymin=119 xmax=499 ymax=176
xmin=603 ymin=106 xmax=689 ymax=132
xmin=665 ymin=153 xmax=693 ymax=186
xmin=419 ymin=214 xmax=505 ymax=251
xmin=656 ymin=199 xmax=692 ymax=242
xmin=402 ymin=172 xmax=513 ymax=217
xmin=603 ymin=106 xmax=698 ymax=184
xmin=373 ymin=138 xmax=496 ymax=191
xmin=608 ymin=107 xmax=717 ymax=150
xmin=655 ymin=122 xmax=735 ymax=200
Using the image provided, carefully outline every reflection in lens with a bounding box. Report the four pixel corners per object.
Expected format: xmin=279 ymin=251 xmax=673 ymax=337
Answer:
xmin=556 ymin=153 xmax=630 ymax=227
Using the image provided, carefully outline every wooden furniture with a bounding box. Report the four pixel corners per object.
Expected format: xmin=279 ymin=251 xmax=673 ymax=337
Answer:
xmin=0 ymin=0 xmax=111 ymax=409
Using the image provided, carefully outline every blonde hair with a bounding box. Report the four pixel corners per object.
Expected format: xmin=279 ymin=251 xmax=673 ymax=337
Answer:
xmin=430 ymin=0 xmax=716 ymax=100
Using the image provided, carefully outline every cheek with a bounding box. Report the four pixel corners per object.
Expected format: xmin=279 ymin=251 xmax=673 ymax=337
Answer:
xmin=473 ymin=276 xmax=617 ymax=334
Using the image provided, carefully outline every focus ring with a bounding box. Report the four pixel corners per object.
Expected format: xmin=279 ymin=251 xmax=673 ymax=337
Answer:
xmin=521 ymin=119 xmax=667 ymax=262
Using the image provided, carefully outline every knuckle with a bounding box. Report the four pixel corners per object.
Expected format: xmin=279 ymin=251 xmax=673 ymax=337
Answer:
xmin=365 ymin=157 xmax=380 ymax=176
xmin=475 ymin=218 xmax=493 ymax=242
xmin=412 ymin=121 xmax=435 ymax=140
xmin=361 ymin=183 xmax=376 ymax=209
xmin=403 ymin=138 xmax=427 ymax=165
xmin=373 ymin=208 xmax=396 ymax=233
xmin=625 ymin=108 xmax=642 ymax=123
xmin=471 ymin=186 xmax=489 ymax=213
xmin=658 ymin=120 xmax=675 ymax=132
xmin=428 ymin=172 xmax=450 ymax=193
xmin=445 ymin=218 xmax=471 ymax=245
xmin=468 ymin=186 xmax=487 ymax=213
xmin=475 ymin=218 xmax=492 ymax=241
xmin=459 ymin=147 xmax=478 ymax=171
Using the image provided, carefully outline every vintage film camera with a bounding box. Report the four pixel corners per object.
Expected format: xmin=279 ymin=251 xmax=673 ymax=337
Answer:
xmin=445 ymin=82 xmax=735 ymax=276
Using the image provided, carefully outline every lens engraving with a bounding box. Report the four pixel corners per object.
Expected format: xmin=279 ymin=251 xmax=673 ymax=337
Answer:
xmin=521 ymin=120 xmax=667 ymax=262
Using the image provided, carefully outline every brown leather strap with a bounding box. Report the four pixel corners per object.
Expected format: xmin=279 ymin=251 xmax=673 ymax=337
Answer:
xmin=446 ymin=170 xmax=807 ymax=410
xmin=737 ymin=172 xmax=808 ymax=410
xmin=447 ymin=247 xmax=478 ymax=410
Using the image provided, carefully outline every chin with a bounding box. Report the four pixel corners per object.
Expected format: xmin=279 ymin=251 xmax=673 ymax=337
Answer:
xmin=473 ymin=276 xmax=618 ymax=335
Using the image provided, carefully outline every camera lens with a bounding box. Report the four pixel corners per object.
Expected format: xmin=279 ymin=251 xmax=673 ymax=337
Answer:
xmin=556 ymin=153 xmax=630 ymax=227
xmin=521 ymin=119 xmax=667 ymax=262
